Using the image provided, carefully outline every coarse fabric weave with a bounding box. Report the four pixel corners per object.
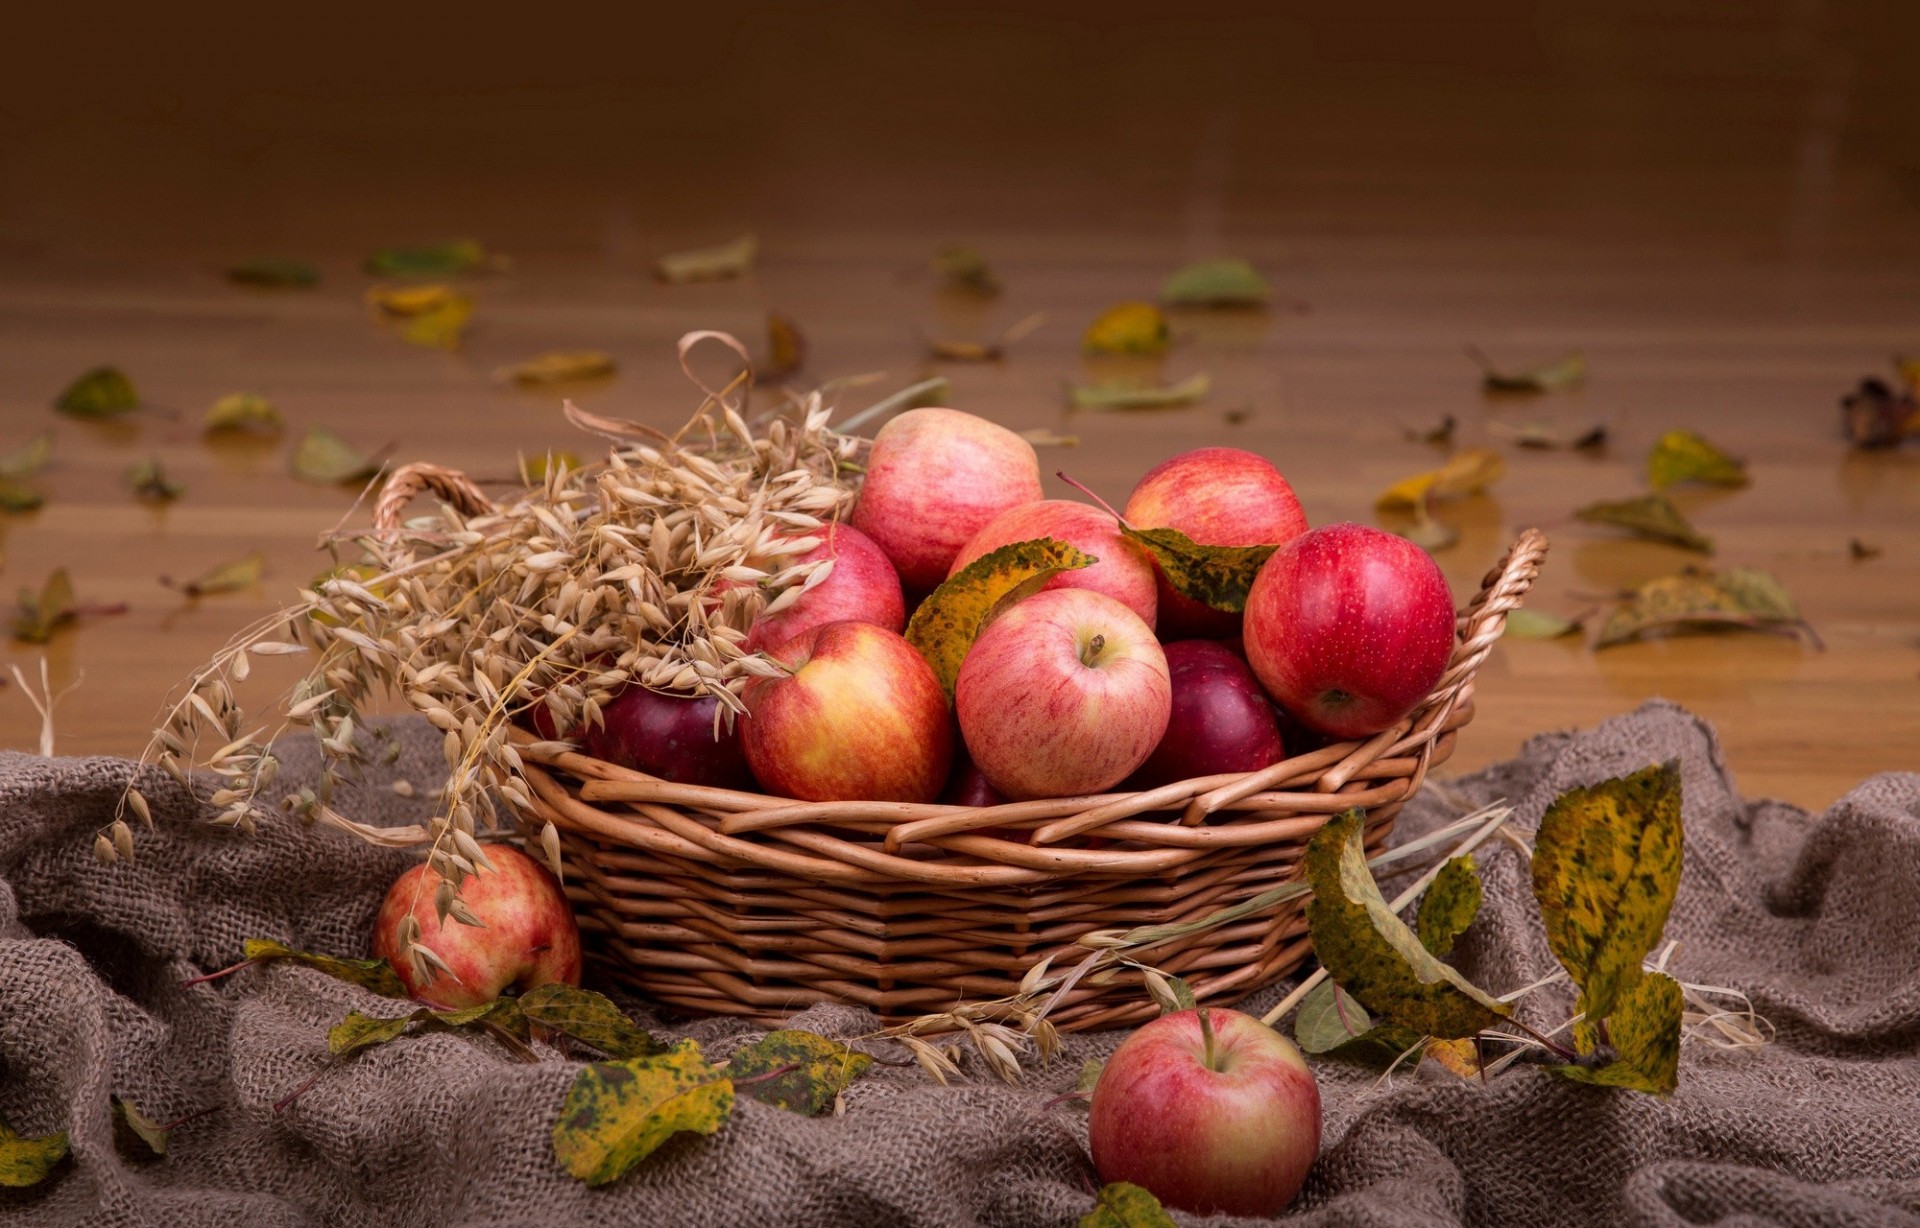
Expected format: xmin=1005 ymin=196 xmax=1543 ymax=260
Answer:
xmin=2 ymin=700 xmax=1917 ymax=1227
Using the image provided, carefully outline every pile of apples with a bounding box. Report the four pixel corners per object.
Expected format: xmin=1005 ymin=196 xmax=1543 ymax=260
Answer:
xmin=582 ymin=406 xmax=1459 ymax=808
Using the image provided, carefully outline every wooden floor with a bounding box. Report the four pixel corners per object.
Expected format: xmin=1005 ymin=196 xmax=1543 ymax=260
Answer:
xmin=1 ymin=4 xmax=1916 ymax=811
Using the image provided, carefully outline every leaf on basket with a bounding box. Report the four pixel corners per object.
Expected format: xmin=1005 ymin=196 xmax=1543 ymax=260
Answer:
xmin=112 ymin=1096 xmax=169 ymax=1160
xmin=364 ymin=239 xmax=500 ymax=277
xmin=0 ymin=431 xmax=54 ymax=478
xmin=329 ymin=999 xmax=521 ymax=1056
xmin=1530 ymin=761 xmax=1683 ymax=1054
xmin=1080 ymin=1181 xmax=1179 ymax=1228
xmin=204 ymin=393 xmax=284 ymax=434
xmin=1552 ymin=970 xmax=1682 ymax=1095
xmin=13 ymin=569 xmax=78 ymax=643
xmin=1376 ymin=448 xmax=1505 ymax=511
xmin=291 ymin=427 xmax=381 ymax=485
xmin=1159 ymin=258 xmax=1269 ymax=308
xmin=1471 ymin=349 xmax=1587 ymax=394
xmin=1303 ymin=810 xmax=1508 ymax=1040
xmin=655 ymin=233 xmax=757 ymax=283
xmin=1595 ymin=566 xmax=1809 ymax=648
xmin=1415 ymin=854 xmax=1483 ymax=958
xmin=1574 ymin=495 xmax=1712 ymax=553
xmin=552 ymin=1040 xmax=734 ymax=1186
xmin=1119 ymin=525 xmax=1276 ymax=614
xmin=1502 ymin=608 xmax=1585 ymax=640
xmin=905 ymin=536 xmax=1096 ymax=695
xmin=518 ymin=983 xmax=664 ymax=1059
xmin=56 ymin=366 xmax=139 ymax=418
xmin=1646 ymin=429 xmax=1748 ymax=490
xmin=1083 ymin=302 xmax=1170 ymax=355
xmin=126 ymin=456 xmax=184 ymax=503
xmin=227 ymin=257 xmax=319 ymax=288
xmin=163 ymin=551 xmax=266 ymax=599
xmin=725 ymin=1030 xmax=873 ymax=1115
xmin=932 ymin=242 xmax=1000 ymax=295
xmin=1068 ymin=372 xmax=1210 ymax=411
xmin=493 ymin=350 xmax=617 ymax=387
xmin=0 ymin=1114 xmax=69 ymax=1188
xmin=242 ymin=937 xmax=409 ymax=998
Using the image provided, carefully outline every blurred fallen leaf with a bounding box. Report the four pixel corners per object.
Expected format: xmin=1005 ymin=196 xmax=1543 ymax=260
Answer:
xmin=292 ymin=427 xmax=380 ymax=484
xmin=364 ymin=240 xmax=501 ymax=277
xmin=492 ymin=351 xmax=618 ymax=386
xmin=1017 ymin=428 xmax=1079 ymax=448
xmin=1839 ymin=372 xmax=1919 ymax=449
xmin=1376 ymin=448 xmax=1505 ymax=511
xmin=520 ymin=451 xmax=585 ymax=483
xmin=926 ymin=312 xmax=1045 ymax=362
xmin=367 ymin=284 xmax=460 ymax=317
xmin=931 ymin=243 xmax=999 ymax=295
xmin=1489 ymin=420 xmax=1607 ymax=450
xmin=757 ymin=312 xmax=806 ymax=383
xmin=1083 ymin=302 xmax=1170 ymax=355
xmin=1503 ymin=608 xmax=1586 ymax=640
xmin=1403 ymin=416 xmax=1456 ymax=446
xmin=14 ymin=569 xmax=77 ymax=643
xmin=1470 ymin=348 xmax=1587 ymax=393
xmin=1222 ymin=407 xmax=1251 ymax=425
xmin=1574 ymin=495 xmax=1712 ymax=553
xmin=1596 ymin=566 xmax=1815 ymax=649
xmin=56 ymin=367 xmax=138 ymax=419
xmin=401 ymin=297 xmax=472 ymax=350
xmin=204 ymin=393 xmax=283 ymax=434
xmin=1160 ymin=258 xmax=1269 ymax=307
xmin=1068 ymin=372 xmax=1210 ymax=410
xmin=1849 ymin=538 xmax=1882 ymax=561
xmin=1394 ymin=507 xmax=1459 ymax=552
xmin=0 ymin=432 xmax=53 ymax=478
xmin=126 ymin=457 xmax=184 ymax=503
xmin=227 ymin=258 xmax=318 ymax=288
xmin=163 ymin=551 xmax=266 ymax=598
xmin=1646 ymin=429 xmax=1747 ymax=490
xmin=0 ymin=480 xmax=43 ymax=513
xmin=655 ymin=233 xmax=756 ymax=283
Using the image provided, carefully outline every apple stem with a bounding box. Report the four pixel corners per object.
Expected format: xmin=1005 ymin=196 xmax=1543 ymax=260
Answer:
xmin=1196 ymin=1006 xmax=1221 ymax=1072
xmin=155 ymin=1104 xmax=222 ymax=1134
xmin=180 ymin=956 xmax=261 ymax=988
xmin=272 ymin=1071 xmax=324 ymax=1114
xmin=1079 ymin=634 xmax=1106 ymax=667
xmin=1054 ymin=471 xmax=1129 ymax=525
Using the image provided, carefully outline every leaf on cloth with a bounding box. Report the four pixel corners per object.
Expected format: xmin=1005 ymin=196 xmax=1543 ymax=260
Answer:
xmin=726 ymin=1030 xmax=873 ymax=1115
xmin=1423 ymin=1037 xmax=1484 ymax=1079
xmin=1376 ymin=448 xmax=1506 ymax=511
xmin=1076 ymin=1058 xmax=1105 ymax=1094
xmin=1530 ymin=761 xmax=1683 ymax=1053
xmin=112 ymin=1096 xmax=169 ymax=1159
xmin=1840 ymin=375 xmax=1920 ymax=449
xmin=163 ymin=551 xmax=266 ymax=598
xmin=1471 ymin=348 xmax=1587 ymax=393
xmin=227 ymin=257 xmax=319 ymax=288
xmin=1304 ymin=810 xmax=1508 ymax=1040
xmin=518 ymin=983 xmax=664 ymax=1059
xmin=553 ymin=1040 xmax=734 ymax=1185
xmin=1119 ymin=524 xmax=1276 ymax=613
xmin=1488 ymin=420 xmax=1608 ymax=450
xmin=1574 ymin=494 xmax=1713 ymax=553
xmin=1646 ymin=429 xmax=1748 ymax=490
xmin=56 ymin=366 xmax=138 ymax=418
xmin=364 ymin=240 xmax=500 ymax=277
xmin=905 ymin=536 xmax=1096 ymax=695
xmin=1415 ymin=854 xmax=1483 ymax=958
xmin=0 ymin=1114 xmax=68 ymax=1187
xmin=493 ymin=351 xmax=617 ymax=386
xmin=0 ymin=479 xmax=43 ymax=512
xmin=1068 ymin=372 xmax=1210 ymax=410
xmin=291 ymin=427 xmax=380 ymax=485
xmin=329 ymin=999 xmax=519 ymax=1057
xmin=655 ymin=233 xmax=757 ymax=283
xmin=1403 ymin=415 xmax=1456 ymax=446
xmin=1080 ymin=1182 xmax=1178 ymax=1228
xmin=1159 ymin=258 xmax=1269 ymax=308
xmin=1552 ymin=970 xmax=1683 ymax=1094
xmin=1083 ymin=302 xmax=1170 ymax=355
xmin=757 ymin=312 xmax=806 ymax=382
xmin=931 ymin=243 xmax=1000 ymax=295
xmin=126 ymin=457 xmax=184 ymax=503
xmin=0 ymin=431 xmax=54 ymax=477
xmin=1503 ymin=608 xmax=1585 ymax=640
xmin=1595 ymin=566 xmax=1810 ymax=648
xmin=242 ymin=937 xmax=408 ymax=998
xmin=13 ymin=569 xmax=77 ymax=643
xmin=204 ymin=393 xmax=283 ymax=434
xmin=1293 ymin=979 xmax=1374 ymax=1054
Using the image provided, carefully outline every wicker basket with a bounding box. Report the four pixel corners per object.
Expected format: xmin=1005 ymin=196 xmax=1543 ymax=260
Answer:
xmin=374 ymin=461 xmax=1546 ymax=1031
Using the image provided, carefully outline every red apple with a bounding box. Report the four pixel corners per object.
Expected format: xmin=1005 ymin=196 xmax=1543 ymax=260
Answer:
xmin=742 ymin=621 xmax=953 ymax=802
xmin=583 ymin=687 xmax=756 ymax=791
xmin=949 ymin=499 xmax=1158 ymax=630
xmin=745 ymin=522 xmax=907 ymax=655
xmin=850 ymin=407 xmax=1044 ymax=592
xmin=955 ymin=588 xmax=1170 ymax=800
xmin=1123 ymin=447 xmax=1309 ymax=639
xmin=371 ymin=845 xmax=582 ymax=1009
xmin=1089 ymin=1007 xmax=1321 ymax=1218
xmin=1126 ymin=640 xmax=1285 ymax=789
xmin=1243 ymin=522 xmax=1456 ymax=739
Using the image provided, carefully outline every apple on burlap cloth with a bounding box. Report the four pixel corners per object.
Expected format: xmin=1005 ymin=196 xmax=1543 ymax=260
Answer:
xmin=2 ymin=700 xmax=1918 ymax=1227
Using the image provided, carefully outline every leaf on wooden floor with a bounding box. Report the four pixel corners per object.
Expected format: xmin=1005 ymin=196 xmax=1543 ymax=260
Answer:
xmin=1848 ymin=538 xmax=1881 ymax=561
xmin=1595 ymin=566 xmax=1811 ymax=648
xmin=655 ymin=233 xmax=757 ymax=283
xmin=1304 ymin=810 xmax=1508 ymax=1040
xmin=757 ymin=312 xmax=806 ymax=382
xmin=367 ymin=284 xmax=460 ymax=317
xmin=241 ymin=937 xmax=409 ymax=997
xmin=905 ymin=536 xmax=1096 ymax=695
xmin=227 ymin=258 xmax=319 ymax=288
xmin=0 ymin=479 xmax=43 ymax=513
xmin=0 ymin=431 xmax=54 ymax=478
xmin=725 ymin=1030 xmax=873 ymax=1115
xmin=1393 ymin=507 xmax=1460 ymax=553
xmin=364 ymin=240 xmax=501 ymax=277
xmin=1376 ymin=448 xmax=1505 ymax=511
xmin=13 ymin=569 xmax=77 ymax=643
xmin=204 ymin=393 xmax=283 ymax=434
xmin=926 ymin=312 xmax=1046 ymax=362
xmin=127 ymin=457 xmax=184 ymax=503
xmin=492 ymin=351 xmax=616 ymax=386
xmin=1488 ymin=420 xmax=1607 ymax=450
xmin=1121 ymin=524 xmax=1277 ymax=613
xmin=400 ymin=295 xmax=473 ymax=350
xmin=1502 ymin=608 xmax=1585 ymax=640
xmin=291 ymin=427 xmax=380 ymax=485
xmin=1471 ymin=348 xmax=1587 ymax=393
xmin=1574 ymin=494 xmax=1713 ymax=553
xmin=0 ymin=1114 xmax=68 ymax=1188
xmin=1403 ymin=415 xmax=1456 ymax=446
xmin=552 ymin=1040 xmax=734 ymax=1185
xmin=1646 ymin=429 xmax=1747 ymax=490
xmin=56 ymin=366 xmax=139 ymax=418
xmin=1415 ymin=854 xmax=1483 ymax=959
xmin=518 ymin=984 xmax=664 ymax=1059
xmin=163 ymin=552 xmax=266 ymax=598
xmin=931 ymin=243 xmax=1000 ymax=295
xmin=1068 ymin=372 xmax=1210 ymax=410
xmin=1839 ymin=374 xmax=1920 ymax=449
xmin=112 ymin=1096 xmax=169 ymax=1160
xmin=1160 ymin=258 xmax=1269 ymax=307
xmin=1083 ymin=302 xmax=1170 ymax=355
xmin=1017 ymin=428 xmax=1079 ymax=448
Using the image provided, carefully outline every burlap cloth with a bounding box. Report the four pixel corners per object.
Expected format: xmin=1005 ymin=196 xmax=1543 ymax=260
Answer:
xmin=3 ymin=699 xmax=1918 ymax=1227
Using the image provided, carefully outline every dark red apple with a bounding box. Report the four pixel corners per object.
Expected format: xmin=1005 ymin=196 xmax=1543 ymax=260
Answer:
xmin=583 ymin=687 xmax=756 ymax=791
xmin=1126 ymin=640 xmax=1285 ymax=789
xmin=941 ymin=755 xmax=1009 ymax=808
xmin=1242 ymin=523 xmax=1456 ymax=740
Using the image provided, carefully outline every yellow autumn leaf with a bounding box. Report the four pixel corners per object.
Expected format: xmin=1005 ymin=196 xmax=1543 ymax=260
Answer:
xmin=1376 ymin=448 xmax=1506 ymax=511
xmin=725 ymin=1029 xmax=872 ymax=1115
xmin=1083 ymin=302 xmax=1170 ymax=355
xmin=492 ymin=351 xmax=617 ymax=386
xmin=400 ymin=296 xmax=473 ymax=350
xmin=1646 ymin=429 xmax=1747 ymax=489
xmin=366 ymin=284 xmax=459 ymax=317
xmin=904 ymin=536 xmax=1096 ymax=695
xmin=1119 ymin=524 xmax=1276 ymax=613
xmin=552 ymin=1040 xmax=734 ymax=1186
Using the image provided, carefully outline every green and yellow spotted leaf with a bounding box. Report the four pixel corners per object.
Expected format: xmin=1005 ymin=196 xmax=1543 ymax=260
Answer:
xmin=552 ymin=1040 xmax=734 ymax=1185
xmin=1647 ymin=429 xmax=1747 ymax=490
xmin=1119 ymin=524 xmax=1276 ymax=614
xmin=1415 ymin=854 xmax=1484 ymax=959
xmin=518 ymin=983 xmax=663 ymax=1059
xmin=243 ymin=937 xmax=408 ymax=998
xmin=0 ymin=1115 xmax=68 ymax=1188
xmin=1554 ymin=970 xmax=1683 ymax=1095
xmin=904 ymin=536 xmax=1096 ymax=695
xmin=1080 ymin=1181 xmax=1178 ymax=1228
xmin=725 ymin=1029 xmax=872 ymax=1115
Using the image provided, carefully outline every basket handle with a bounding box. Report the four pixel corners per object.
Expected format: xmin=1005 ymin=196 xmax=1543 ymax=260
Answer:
xmin=372 ymin=463 xmax=496 ymax=535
